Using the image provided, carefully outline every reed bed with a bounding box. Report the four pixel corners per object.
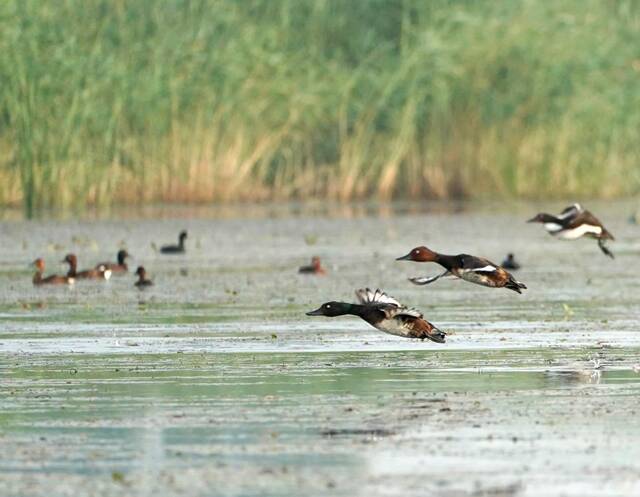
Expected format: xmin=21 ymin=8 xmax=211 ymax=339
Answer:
xmin=1 ymin=0 xmax=639 ymax=215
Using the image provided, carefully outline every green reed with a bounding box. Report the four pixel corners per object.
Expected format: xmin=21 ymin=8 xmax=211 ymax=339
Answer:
xmin=0 ymin=0 xmax=639 ymax=214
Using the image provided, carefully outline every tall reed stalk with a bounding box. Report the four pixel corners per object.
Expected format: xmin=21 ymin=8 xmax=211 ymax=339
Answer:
xmin=0 ymin=0 xmax=638 ymax=215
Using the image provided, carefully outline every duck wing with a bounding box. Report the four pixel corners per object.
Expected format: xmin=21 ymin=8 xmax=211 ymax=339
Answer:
xmin=355 ymin=288 xmax=422 ymax=318
xmin=458 ymin=255 xmax=500 ymax=273
xmin=355 ymin=288 xmax=402 ymax=307
xmin=558 ymin=203 xmax=583 ymax=220
xmin=565 ymin=209 xmax=603 ymax=230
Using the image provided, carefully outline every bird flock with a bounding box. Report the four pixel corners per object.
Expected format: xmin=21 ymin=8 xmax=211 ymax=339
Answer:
xmin=31 ymin=231 xmax=188 ymax=288
xmin=305 ymin=203 xmax=615 ymax=343
xmin=30 ymin=203 xmax=614 ymax=343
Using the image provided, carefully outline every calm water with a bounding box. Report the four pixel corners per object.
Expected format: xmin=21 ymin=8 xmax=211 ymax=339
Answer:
xmin=1 ymin=201 xmax=639 ymax=497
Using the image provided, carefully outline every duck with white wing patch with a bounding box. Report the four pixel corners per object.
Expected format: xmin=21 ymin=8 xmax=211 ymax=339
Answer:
xmin=527 ymin=203 xmax=615 ymax=258
xmin=397 ymin=246 xmax=527 ymax=293
xmin=306 ymin=288 xmax=446 ymax=343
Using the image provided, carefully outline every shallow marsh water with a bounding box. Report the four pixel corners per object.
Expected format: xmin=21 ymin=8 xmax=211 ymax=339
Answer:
xmin=1 ymin=201 xmax=639 ymax=496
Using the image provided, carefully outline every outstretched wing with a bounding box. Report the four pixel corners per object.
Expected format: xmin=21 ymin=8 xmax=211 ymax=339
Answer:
xmin=355 ymin=288 xmax=402 ymax=307
xmin=388 ymin=306 xmax=423 ymax=319
xmin=409 ymin=270 xmax=453 ymax=286
xmin=566 ymin=210 xmax=603 ymax=230
xmin=558 ymin=203 xmax=583 ymax=220
xmin=355 ymin=288 xmax=422 ymax=319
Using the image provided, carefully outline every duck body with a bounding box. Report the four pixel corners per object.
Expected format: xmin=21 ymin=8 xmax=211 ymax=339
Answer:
xmin=32 ymin=259 xmax=75 ymax=286
xmin=528 ymin=204 xmax=614 ymax=258
xmin=306 ymin=288 xmax=446 ymax=343
xmin=160 ymin=231 xmax=187 ymax=254
xmin=397 ymin=247 xmax=527 ymax=293
xmin=501 ymin=253 xmax=520 ymax=270
xmin=64 ymin=254 xmax=112 ymax=280
xmin=298 ymin=256 xmax=326 ymax=275
xmin=97 ymin=250 xmax=129 ymax=273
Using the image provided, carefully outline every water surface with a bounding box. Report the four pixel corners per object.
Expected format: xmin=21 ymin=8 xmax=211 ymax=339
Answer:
xmin=1 ymin=201 xmax=639 ymax=496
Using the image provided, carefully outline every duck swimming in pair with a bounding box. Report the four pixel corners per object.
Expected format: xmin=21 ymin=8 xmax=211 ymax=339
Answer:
xmin=32 ymin=258 xmax=75 ymax=286
xmin=63 ymin=254 xmax=112 ymax=280
xmin=134 ymin=266 xmax=153 ymax=288
xmin=306 ymin=288 xmax=446 ymax=343
xmin=96 ymin=250 xmax=130 ymax=273
xmin=160 ymin=231 xmax=187 ymax=254
xmin=298 ymin=256 xmax=326 ymax=275
xmin=528 ymin=203 xmax=615 ymax=258
xmin=397 ymin=246 xmax=527 ymax=293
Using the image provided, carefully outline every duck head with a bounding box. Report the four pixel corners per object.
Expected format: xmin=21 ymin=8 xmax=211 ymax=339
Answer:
xmin=33 ymin=258 xmax=45 ymax=271
xmin=306 ymin=301 xmax=352 ymax=317
xmin=62 ymin=254 xmax=77 ymax=267
xmin=396 ymin=246 xmax=438 ymax=262
xmin=527 ymin=213 xmax=556 ymax=223
xmin=135 ymin=266 xmax=147 ymax=278
xmin=117 ymin=250 xmax=130 ymax=264
xmin=179 ymin=231 xmax=188 ymax=242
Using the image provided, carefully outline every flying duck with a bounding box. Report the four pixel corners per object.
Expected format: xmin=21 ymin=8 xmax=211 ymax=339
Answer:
xmin=527 ymin=204 xmax=614 ymax=258
xmin=63 ymin=254 xmax=112 ymax=280
xmin=32 ymin=258 xmax=75 ymax=286
xmin=96 ymin=250 xmax=130 ymax=273
xmin=160 ymin=231 xmax=187 ymax=254
xmin=298 ymin=256 xmax=327 ymax=275
xmin=397 ymin=246 xmax=527 ymax=293
xmin=306 ymin=288 xmax=446 ymax=342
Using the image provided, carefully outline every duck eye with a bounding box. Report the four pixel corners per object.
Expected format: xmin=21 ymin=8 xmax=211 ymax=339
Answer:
xmin=326 ymin=304 xmax=331 ymax=308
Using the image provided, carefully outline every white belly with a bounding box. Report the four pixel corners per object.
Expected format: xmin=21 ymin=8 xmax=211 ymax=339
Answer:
xmin=544 ymin=222 xmax=563 ymax=233
xmin=554 ymin=224 xmax=602 ymax=240
xmin=373 ymin=320 xmax=411 ymax=338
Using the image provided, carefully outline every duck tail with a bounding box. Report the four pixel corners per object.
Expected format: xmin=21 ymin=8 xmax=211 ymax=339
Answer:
xmin=601 ymin=228 xmax=615 ymax=241
xmin=413 ymin=319 xmax=446 ymax=343
xmin=426 ymin=328 xmax=447 ymax=344
xmin=598 ymin=239 xmax=615 ymax=259
xmin=505 ymin=277 xmax=527 ymax=294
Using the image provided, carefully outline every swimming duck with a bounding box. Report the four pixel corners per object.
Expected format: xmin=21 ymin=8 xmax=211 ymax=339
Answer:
xmin=134 ymin=266 xmax=153 ymax=288
xmin=298 ymin=256 xmax=326 ymax=275
xmin=96 ymin=249 xmax=130 ymax=273
xmin=32 ymin=258 xmax=75 ymax=286
xmin=501 ymin=253 xmax=520 ymax=270
xmin=306 ymin=288 xmax=446 ymax=342
xmin=397 ymin=246 xmax=527 ymax=293
xmin=527 ymin=203 xmax=615 ymax=258
xmin=63 ymin=254 xmax=112 ymax=280
xmin=160 ymin=231 xmax=187 ymax=254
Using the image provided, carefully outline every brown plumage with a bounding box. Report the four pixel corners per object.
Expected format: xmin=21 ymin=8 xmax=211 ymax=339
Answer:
xmin=96 ymin=250 xmax=129 ymax=273
xmin=63 ymin=254 xmax=111 ymax=280
xmin=306 ymin=288 xmax=446 ymax=343
xmin=528 ymin=203 xmax=615 ymax=258
xmin=32 ymin=258 xmax=74 ymax=286
xmin=298 ymin=256 xmax=326 ymax=275
xmin=397 ymin=246 xmax=526 ymax=293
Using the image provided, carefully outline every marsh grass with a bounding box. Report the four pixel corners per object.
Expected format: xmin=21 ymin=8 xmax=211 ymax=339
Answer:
xmin=1 ymin=0 xmax=639 ymax=214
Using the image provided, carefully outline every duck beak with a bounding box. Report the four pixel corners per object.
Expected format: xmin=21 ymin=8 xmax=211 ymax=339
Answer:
xmin=306 ymin=307 xmax=324 ymax=316
xmin=526 ymin=216 xmax=537 ymax=223
xmin=396 ymin=252 xmax=412 ymax=261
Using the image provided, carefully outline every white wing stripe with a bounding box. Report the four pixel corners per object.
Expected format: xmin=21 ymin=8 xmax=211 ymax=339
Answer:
xmin=464 ymin=265 xmax=497 ymax=273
